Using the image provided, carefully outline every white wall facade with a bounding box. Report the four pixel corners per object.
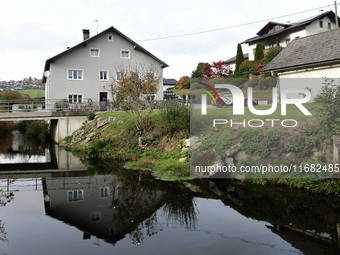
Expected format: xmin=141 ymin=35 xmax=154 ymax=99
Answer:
xmin=45 ymin=29 xmax=165 ymax=103
xmin=306 ymin=16 xmax=335 ymax=35
xmin=278 ymin=65 xmax=340 ymax=100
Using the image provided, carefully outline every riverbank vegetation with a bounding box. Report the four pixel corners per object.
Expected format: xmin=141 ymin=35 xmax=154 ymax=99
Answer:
xmin=64 ymin=101 xmax=191 ymax=180
xmin=62 ymin=98 xmax=340 ymax=193
xmin=62 ymin=77 xmax=340 ymax=194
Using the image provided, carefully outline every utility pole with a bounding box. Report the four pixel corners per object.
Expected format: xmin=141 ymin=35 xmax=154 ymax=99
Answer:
xmin=335 ymin=1 xmax=339 ymax=29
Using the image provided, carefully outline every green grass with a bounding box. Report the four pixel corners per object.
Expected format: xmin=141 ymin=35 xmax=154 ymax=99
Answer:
xmin=171 ymin=89 xmax=190 ymax=96
xmin=246 ymin=89 xmax=274 ymax=103
xmin=125 ymin=150 xmax=190 ymax=181
xmin=18 ymin=89 xmax=45 ymax=98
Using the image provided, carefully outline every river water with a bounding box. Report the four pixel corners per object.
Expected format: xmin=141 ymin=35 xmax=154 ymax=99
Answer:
xmin=1 ymin=131 xmax=340 ymax=255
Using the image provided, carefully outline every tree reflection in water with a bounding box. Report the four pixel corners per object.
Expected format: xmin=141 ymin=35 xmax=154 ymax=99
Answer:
xmin=109 ymin=179 xmax=198 ymax=245
xmin=162 ymin=194 xmax=198 ymax=231
xmin=0 ymin=179 xmax=16 ymax=255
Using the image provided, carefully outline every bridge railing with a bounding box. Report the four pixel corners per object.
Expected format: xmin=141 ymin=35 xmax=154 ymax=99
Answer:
xmin=0 ymin=98 xmax=177 ymax=113
xmin=0 ymin=98 xmax=107 ymax=113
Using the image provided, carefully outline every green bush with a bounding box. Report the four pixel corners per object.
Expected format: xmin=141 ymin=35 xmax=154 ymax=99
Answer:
xmin=314 ymin=78 xmax=340 ymax=137
xmin=258 ymin=78 xmax=269 ymax=90
xmin=87 ymin=110 xmax=95 ymax=120
xmin=263 ymin=72 xmax=271 ymax=78
xmin=265 ymin=47 xmax=283 ymax=64
xmin=159 ymin=100 xmax=190 ymax=133
xmin=269 ymin=77 xmax=278 ymax=88
xmin=239 ymin=60 xmax=254 ymax=73
xmin=183 ymin=80 xmax=190 ymax=89
xmin=305 ymin=126 xmax=319 ymax=136
xmin=306 ymin=137 xmax=317 ymax=147
xmin=249 ymin=78 xmax=259 ymax=87
xmin=0 ymin=90 xmax=26 ymax=100
xmin=223 ymin=77 xmax=248 ymax=87
xmin=285 ymin=141 xmax=310 ymax=157
xmin=57 ymin=98 xmax=68 ymax=103
xmin=87 ymin=139 xmax=105 ymax=156
xmin=190 ymin=82 xmax=201 ymax=89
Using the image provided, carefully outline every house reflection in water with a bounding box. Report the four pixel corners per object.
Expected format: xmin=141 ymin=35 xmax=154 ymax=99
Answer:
xmin=42 ymin=175 xmax=165 ymax=244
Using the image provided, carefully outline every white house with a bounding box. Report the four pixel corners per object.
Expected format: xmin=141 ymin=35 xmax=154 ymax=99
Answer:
xmin=262 ymin=29 xmax=340 ymax=100
xmin=242 ymin=11 xmax=339 ymax=61
xmin=163 ymin=78 xmax=177 ymax=91
xmin=43 ymin=27 xmax=168 ymax=104
xmin=226 ymin=53 xmax=249 ymax=73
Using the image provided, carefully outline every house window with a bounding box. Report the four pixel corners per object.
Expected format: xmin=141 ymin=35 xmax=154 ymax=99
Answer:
xmin=116 ymin=72 xmax=122 ymax=81
xmin=100 ymin=71 xmax=108 ymax=81
xmin=68 ymin=69 xmax=83 ymax=80
xmin=68 ymin=94 xmax=83 ymax=103
xmin=68 ymin=190 xmax=84 ymax=202
xmin=108 ymin=34 xmax=113 ymax=42
xmin=90 ymin=49 xmax=99 ymax=57
xmin=320 ymin=21 xmax=323 ymax=28
xmin=121 ymin=50 xmax=130 ymax=59
xmin=91 ymin=211 xmax=101 ymax=222
xmin=100 ymin=187 xmax=109 ymax=198
xmin=328 ymin=22 xmax=331 ymax=29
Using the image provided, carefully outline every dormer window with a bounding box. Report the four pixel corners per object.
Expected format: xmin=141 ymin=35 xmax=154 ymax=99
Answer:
xmin=257 ymin=22 xmax=286 ymax=36
xmin=90 ymin=49 xmax=99 ymax=57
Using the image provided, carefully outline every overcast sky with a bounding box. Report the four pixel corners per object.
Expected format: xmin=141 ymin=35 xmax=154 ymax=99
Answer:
xmin=0 ymin=0 xmax=336 ymax=81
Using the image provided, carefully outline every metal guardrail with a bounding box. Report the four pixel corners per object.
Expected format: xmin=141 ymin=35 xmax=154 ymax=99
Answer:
xmin=0 ymin=98 xmax=173 ymax=113
xmin=0 ymin=98 xmax=106 ymax=113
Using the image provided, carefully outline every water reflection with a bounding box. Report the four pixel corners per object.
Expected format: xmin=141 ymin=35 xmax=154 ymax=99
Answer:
xmin=0 ymin=178 xmax=15 ymax=255
xmin=42 ymin=174 xmax=199 ymax=246
xmin=1 ymin=145 xmax=340 ymax=255
xmin=1 ymin=172 xmax=340 ymax=254
xmin=0 ymin=130 xmax=47 ymax=162
xmin=0 ymin=132 xmax=87 ymax=171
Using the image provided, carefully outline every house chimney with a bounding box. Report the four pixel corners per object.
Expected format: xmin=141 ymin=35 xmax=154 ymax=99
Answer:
xmin=83 ymin=29 xmax=90 ymax=40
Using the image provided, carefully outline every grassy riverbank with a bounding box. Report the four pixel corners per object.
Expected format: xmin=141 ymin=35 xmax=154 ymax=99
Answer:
xmin=61 ymin=102 xmax=340 ymax=194
xmin=63 ymin=103 xmax=190 ymax=181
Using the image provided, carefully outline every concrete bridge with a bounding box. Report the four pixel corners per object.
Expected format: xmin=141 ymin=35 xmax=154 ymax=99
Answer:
xmin=0 ymin=99 xmax=90 ymax=143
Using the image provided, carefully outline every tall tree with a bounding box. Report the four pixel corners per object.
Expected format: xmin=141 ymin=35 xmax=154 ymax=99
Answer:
xmin=235 ymin=44 xmax=244 ymax=74
xmin=254 ymin=42 xmax=264 ymax=62
xmin=203 ymin=61 xmax=232 ymax=78
xmin=176 ymin=76 xmax=190 ymax=89
xmin=191 ymin=62 xmax=210 ymax=78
